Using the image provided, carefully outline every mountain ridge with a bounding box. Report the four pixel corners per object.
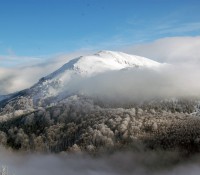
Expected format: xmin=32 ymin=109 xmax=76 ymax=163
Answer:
xmin=1 ymin=51 xmax=163 ymax=103
xmin=40 ymin=50 xmax=162 ymax=81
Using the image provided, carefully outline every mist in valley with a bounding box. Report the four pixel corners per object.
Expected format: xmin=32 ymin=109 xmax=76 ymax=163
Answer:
xmin=1 ymin=147 xmax=200 ymax=175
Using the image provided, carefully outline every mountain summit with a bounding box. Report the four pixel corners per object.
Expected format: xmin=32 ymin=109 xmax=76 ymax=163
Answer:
xmin=43 ymin=50 xmax=161 ymax=81
xmin=29 ymin=50 xmax=162 ymax=100
xmin=0 ymin=50 xmax=163 ymax=108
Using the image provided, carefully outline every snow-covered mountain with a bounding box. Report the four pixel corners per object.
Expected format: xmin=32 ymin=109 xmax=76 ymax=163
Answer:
xmin=29 ymin=51 xmax=162 ymax=99
xmin=0 ymin=50 xmax=164 ymax=108
xmin=43 ymin=50 xmax=161 ymax=80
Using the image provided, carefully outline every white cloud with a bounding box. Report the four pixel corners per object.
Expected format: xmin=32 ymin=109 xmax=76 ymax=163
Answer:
xmin=158 ymin=22 xmax=200 ymax=35
xmin=0 ymin=50 xmax=93 ymax=95
xmin=123 ymin=36 xmax=200 ymax=64
xmin=65 ymin=64 xmax=200 ymax=103
xmin=1 ymin=36 xmax=200 ymax=96
xmin=0 ymin=147 xmax=200 ymax=175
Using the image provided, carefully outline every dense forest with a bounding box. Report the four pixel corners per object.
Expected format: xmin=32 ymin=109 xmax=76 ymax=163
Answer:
xmin=0 ymin=95 xmax=200 ymax=154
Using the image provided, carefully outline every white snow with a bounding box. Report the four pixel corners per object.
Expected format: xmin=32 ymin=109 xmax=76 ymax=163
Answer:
xmin=9 ymin=50 xmax=164 ymax=101
xmin=44 ymin=50 xmax=162 ymax=79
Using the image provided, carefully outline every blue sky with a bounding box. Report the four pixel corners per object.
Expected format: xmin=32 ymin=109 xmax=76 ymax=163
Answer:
xmin=0 ymin=0 xmax=200 ymax=57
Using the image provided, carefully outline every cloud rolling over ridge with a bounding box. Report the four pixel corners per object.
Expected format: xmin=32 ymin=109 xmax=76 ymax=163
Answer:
xmin=0 ymin=51 xmax=92 ymax=95
xmin=65 ymin=64 xmax=200 ymax=102
xmin=124 ymin=36 xmax=200 ymax=64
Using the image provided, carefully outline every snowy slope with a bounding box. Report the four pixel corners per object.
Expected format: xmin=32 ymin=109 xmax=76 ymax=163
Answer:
xmin=0 ymin=50 xmax=164 ymax=106
xmin=44 ymin=50 xmax=161 ymax=80
xmin=27 ymin=50 xmax=162 ymax=100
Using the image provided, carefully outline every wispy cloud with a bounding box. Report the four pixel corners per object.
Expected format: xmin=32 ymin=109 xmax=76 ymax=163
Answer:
xmin=124 ymin=20 xmax=200 ymax=44
xmin=123 ymin=36 xmax=200 ymax=64
xmin=155 ymin=22 xmax=200 ymax=35
xmin=0 ymin=55 xmax=44 ymax=68
xmin=112 ymin=5 xmax=200 ymax=47
xmin=0 ymin=50 xmax=93 ymax=95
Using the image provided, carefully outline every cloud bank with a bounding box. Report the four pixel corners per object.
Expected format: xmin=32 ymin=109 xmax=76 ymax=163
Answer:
xmin=64 ymin=64 xmax=200 ymax=103
xmin=124 ymin=36 xmax=200 ymax=64
xmin=0 ymin=148 xmax=200 ymax=175
xmin=59 ymin=37 xmax=200 ymax=102
xmin=0 ymin=51 xmax=92 ymax=95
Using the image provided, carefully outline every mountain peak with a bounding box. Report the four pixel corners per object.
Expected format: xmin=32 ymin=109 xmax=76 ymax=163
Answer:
xmin=95 ymin=50 xmax=115 ymax=55
xmin=2 ymin=51 xmax=164 ymax=103
xmin=38 ymin=50 xmax=162 ymax=83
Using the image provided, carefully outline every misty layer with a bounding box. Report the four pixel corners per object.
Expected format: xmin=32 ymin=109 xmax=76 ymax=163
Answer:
xmin=65 ymin=64 xmax=200 ymax=103
xmin=1 ymin=147 xmax=200 ymax=175
xmin=125 ymin=36 xmax=200 ymax=64
xmin=0 ymin=51 xmax=91 ymax=95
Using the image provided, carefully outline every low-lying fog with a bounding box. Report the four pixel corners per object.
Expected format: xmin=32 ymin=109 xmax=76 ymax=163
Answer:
xmin=65 ymin=64 xmax=200 ymax=103
xmin=1 ymin=147 xmax=200 ymax=175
